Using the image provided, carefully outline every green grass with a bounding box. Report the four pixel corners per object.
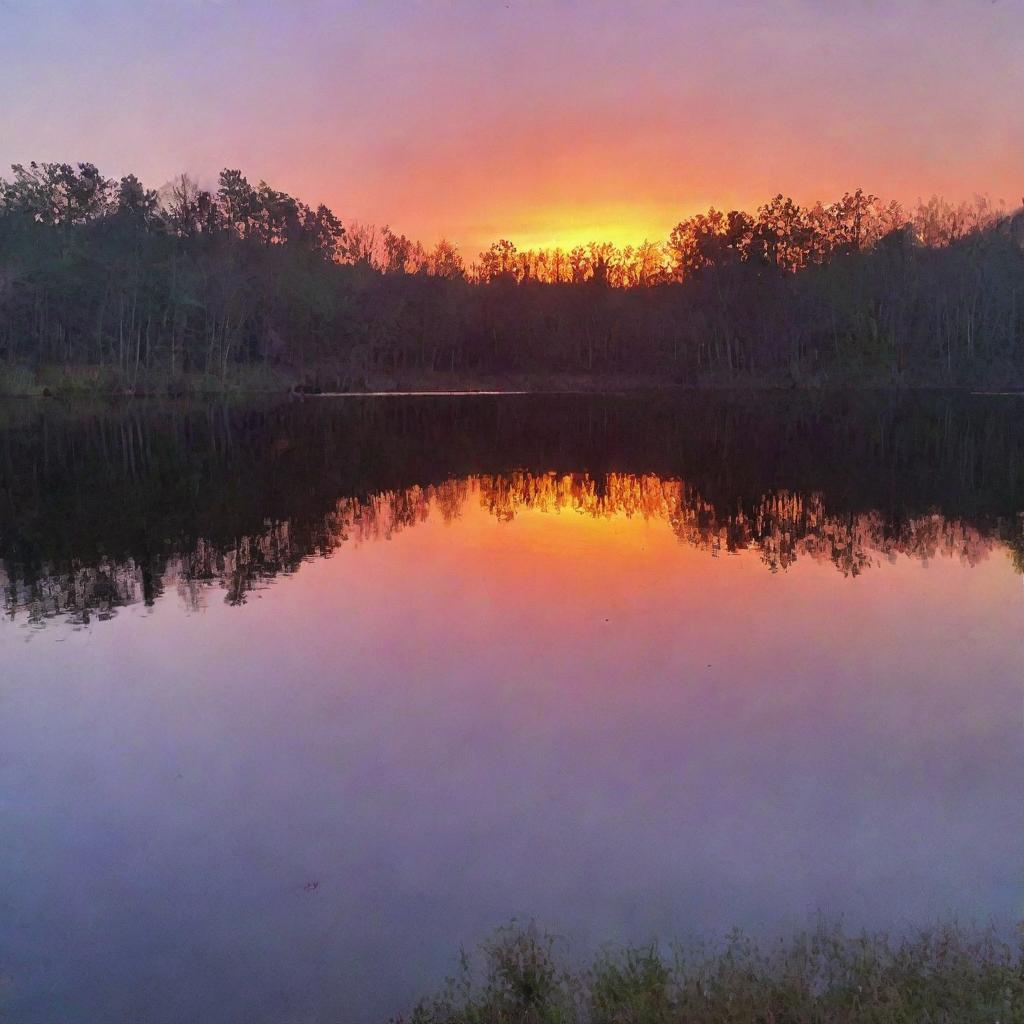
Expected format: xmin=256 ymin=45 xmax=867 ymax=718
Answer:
xmin=398 ymin=922 xmax=1023 ymax=1024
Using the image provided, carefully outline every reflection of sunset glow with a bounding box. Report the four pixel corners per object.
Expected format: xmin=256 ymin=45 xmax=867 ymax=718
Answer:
xmin=3 ymin=452 xmax=1022 ymax=1024
xmin=5 ymin=472 xmax=1016 ymax=625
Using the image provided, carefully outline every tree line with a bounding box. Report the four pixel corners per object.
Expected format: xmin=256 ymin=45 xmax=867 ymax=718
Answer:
xmin=1 ymin=161 xmax=1023 ymax=390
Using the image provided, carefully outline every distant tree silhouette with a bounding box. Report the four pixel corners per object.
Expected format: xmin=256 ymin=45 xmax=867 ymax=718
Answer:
xmin=1 ymin=160 xmax=1022 ymax=390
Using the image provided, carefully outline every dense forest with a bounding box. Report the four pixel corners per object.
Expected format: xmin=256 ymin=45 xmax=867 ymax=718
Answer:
xmin=1 ymin=161 xmax=1023 ymax=392
xmin=3 ymin=392 xmax=1023 ymax=622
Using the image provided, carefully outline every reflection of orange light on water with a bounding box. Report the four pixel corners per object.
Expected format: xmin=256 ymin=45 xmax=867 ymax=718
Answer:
xmin=5 ymin=471 xmax=1016 ymax=628
xmin=172 ymin=471 xmax=1016 ymax=614
xmin=264 ymin=473 xmax=1022 ymax=718
xmin=309 ymin=475 xmax=1016 ymax=612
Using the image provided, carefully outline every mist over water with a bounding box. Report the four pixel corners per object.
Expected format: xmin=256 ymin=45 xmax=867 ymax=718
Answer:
xmin=1 ymin=393 xmax=1022 ymax=1023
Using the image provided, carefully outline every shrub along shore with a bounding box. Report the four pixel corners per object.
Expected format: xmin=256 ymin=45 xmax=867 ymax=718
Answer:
xmin=396 ymin=922 xmax=1023 ymax=1024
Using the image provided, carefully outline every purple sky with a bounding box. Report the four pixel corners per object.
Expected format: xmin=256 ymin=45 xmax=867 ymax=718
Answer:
xmin=2 ymin=0 xmax=1022 ymax=253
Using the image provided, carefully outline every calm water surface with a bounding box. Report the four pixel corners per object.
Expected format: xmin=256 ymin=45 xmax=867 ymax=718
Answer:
xmin=1 ymin=393 xmax=1022 ymax=1022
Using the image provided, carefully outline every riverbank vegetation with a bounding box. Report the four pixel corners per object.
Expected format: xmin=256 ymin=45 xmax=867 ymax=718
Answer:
xmin=2 ymin=162 xmax=1023 ymax=394
xmin=398 ymin=922 xmax=1022 ymax=1024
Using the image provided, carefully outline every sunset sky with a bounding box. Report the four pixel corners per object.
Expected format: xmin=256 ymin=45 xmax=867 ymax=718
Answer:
xmin=2 ymin=0 xmax=1022 ymax=256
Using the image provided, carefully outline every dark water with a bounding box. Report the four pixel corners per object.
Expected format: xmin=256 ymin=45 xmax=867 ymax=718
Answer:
xmin=1 ymin=393 xmax=1022 ymax=1023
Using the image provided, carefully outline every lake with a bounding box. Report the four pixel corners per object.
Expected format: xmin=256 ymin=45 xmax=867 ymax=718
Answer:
xmin=1 ymin=392 xmax=1021 ymax=1023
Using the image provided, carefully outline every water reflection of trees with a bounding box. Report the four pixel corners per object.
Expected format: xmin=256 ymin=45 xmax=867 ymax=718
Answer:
xmin=4 ymin=472 xmax=1018 ymax=626
xmin=2 ymin=394 xmax=1023 ymax=624
xmin=480 ymin=472 xmax=1004 ymax=575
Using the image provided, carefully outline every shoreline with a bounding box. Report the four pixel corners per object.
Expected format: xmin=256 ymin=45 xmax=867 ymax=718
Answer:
xmin=2 ymin=385 xmax=1022 ymax=400
xmin=3 ymin=370 xmax=1024 ymax=401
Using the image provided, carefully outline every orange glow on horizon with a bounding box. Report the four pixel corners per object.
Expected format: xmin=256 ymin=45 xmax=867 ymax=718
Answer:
xmin=465 ymin=200 xmax=684 ymax=257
